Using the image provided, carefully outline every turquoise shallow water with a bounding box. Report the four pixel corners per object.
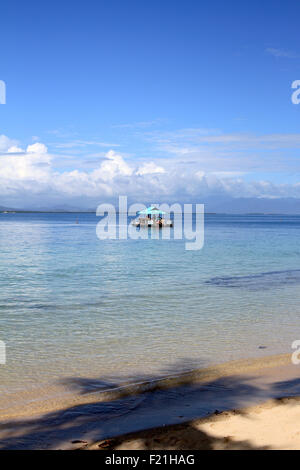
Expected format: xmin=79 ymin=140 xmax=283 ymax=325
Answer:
xmin=0 ymin=212 xmax=300 ymax=396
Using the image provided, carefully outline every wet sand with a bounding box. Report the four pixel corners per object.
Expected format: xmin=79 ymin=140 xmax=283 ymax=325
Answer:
xmin=1 ymin=353 xmax=300 ymax=449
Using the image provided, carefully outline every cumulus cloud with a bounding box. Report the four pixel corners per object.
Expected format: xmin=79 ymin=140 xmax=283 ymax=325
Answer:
xmin=92 ymin=150 xmax=133 ymax=181
xmin=26 ymin=142 xmax=48 ymax=154
xmin=1 ymin=134 xmax=300 ymax=209
xmin=7 ymin=146 xmax=24 ymax=154
xmin=136 ymin=162 xmax=165 ymax=176
xmin=0 ymin=135 xmax=18 ymax=153
xmin=0 ymin=142 xmax=51 ymax=182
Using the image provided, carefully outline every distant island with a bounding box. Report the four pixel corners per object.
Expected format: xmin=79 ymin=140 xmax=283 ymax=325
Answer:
xmin=0 ymin=196 xmax=300 ymax=215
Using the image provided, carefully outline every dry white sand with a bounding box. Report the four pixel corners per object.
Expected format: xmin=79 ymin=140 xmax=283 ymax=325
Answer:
xmin=90 ymin=396 xmax=300 ymax=450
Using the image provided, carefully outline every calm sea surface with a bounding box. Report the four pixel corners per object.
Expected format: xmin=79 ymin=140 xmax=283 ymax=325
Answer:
xmin=1 ymin=212 xmax=300 ymax=396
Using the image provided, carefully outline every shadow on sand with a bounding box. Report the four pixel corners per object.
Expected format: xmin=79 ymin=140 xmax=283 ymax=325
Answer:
xmin=1 ymin=358 xmax=300 ymax=450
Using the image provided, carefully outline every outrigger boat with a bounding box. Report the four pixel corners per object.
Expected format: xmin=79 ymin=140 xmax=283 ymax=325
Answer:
xmin=131 ymin=206 xmax=173 ymax=228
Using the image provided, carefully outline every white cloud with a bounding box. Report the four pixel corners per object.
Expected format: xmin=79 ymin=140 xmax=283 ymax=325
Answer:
xmin=53 ymin=140 xmax=120 ymax=150
xmin=196 ymin=171 xmax=205 ymax=179
xmin=91 ymin=150 xmax=133 ymax=181
xmin=265 ymin=47 xmax=299 ymax=59
xmin=0 ymin=142 xmax=51 ymax=182
xmin=0 ymin=135 xmax=18 ymax=152
xmin=26 ymin=142 xmax=48 ymax=154
xmin=112 ymin=119 xmax=165 ymax=129
xmin=136 ymin=162 xmax=165 ymax=176
xmin=1 ymin=134 xmax=300 ymax=209
xmin=7 ymin=146 xmax=24 ymax=154
xmin=145 ymin=129 xmax=300 ymax=175
xmin=212 ymin=171 xmax=246 ymax=178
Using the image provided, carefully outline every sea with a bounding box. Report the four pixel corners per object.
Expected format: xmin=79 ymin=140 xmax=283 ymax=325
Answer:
xmin=0 ymin=212 xmax=300 ymax=398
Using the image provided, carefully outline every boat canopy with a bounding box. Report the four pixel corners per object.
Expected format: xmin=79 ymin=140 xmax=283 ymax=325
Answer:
xmin=138 ymin=206 xmax=166 ymax=215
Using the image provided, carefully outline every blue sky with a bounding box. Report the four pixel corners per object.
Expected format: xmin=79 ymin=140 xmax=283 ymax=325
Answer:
xmin=1 ymin=0 xmax=300 ymax=209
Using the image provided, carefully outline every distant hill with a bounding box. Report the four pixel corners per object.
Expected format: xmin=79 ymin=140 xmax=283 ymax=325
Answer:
xmin=0 ymin=205 xmax=16 ymax=212
xmin=1 ymin=197 xmax=300 ymax=214
xmin=202 ymin=197 xmax=300 ymax=214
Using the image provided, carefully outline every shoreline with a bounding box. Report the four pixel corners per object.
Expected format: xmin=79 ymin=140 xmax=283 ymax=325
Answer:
xmin=88 ymin=396 xmax=300 ymax=451
xmin=0 ymin=353 xmax=292 ymax=421
xmin=1 ymin=352 xmax=300 ymax=449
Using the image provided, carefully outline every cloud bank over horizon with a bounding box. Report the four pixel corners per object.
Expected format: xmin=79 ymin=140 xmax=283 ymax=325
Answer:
xmin=1 ymin=133 xmax=300 ymax=211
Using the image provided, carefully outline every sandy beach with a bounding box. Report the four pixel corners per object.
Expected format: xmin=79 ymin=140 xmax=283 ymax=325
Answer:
xmin=1 ymin=353 xmax=300 ymax=450
xmin=88 ymin=396 xmax=300 ymax=450
xmin=2 ymin=0 xmax=300 ymax=454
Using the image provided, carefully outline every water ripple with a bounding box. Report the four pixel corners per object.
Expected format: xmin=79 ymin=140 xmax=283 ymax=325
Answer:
xmin=205 ymin=269 xmax=300 ymax=290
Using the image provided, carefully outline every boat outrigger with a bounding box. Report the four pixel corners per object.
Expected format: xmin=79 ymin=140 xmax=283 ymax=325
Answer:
xmin=131 ymin=206 xmax=173 ymax=228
